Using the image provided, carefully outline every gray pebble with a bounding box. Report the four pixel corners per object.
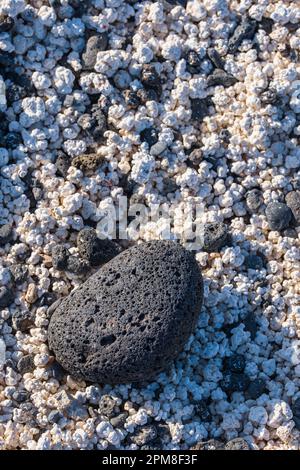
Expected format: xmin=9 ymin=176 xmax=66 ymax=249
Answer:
xmin=286 ymin=190 xmax=300 ymax=225
xmin=82 ymin=34 xmax=108 ymax=70
xmin=207 ymin=69 xmax=238 ymax=87
xmin=244 ymin=254 xmax=264 ymax=270
xmin=110 ymin=412 xmax=128 ymax=428
xmin=247 ymin=378 xmax=266 ymax=399
xmin=265 ymin=201 xmax=292 ymax=231
xmin=17 ymin=354 xmax=35 ymax=374
xmin=52 ymin=245 xmax=69 ymax=270
xmin=48 ymin=410 xmax=63 ymax=424
xmin=245 ymin=189 xmax=263 ymax=212
xmin=150 ymin=141 xmax=167 ymax=156
xmin=9 ymin=264 xmax=28 ymax=285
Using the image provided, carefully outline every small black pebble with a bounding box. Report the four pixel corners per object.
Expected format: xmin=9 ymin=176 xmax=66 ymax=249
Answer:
xmin=12 ymin=311 xmax=34 ymax=332
xmin=224 ymin=354 xmax=246 ymax=373
xmin=207 ymin=48 xmax=225 ymax=69
xmin=48 ymin=410 xmax=63 ymax=424
xmin=12 ymin=390 xmax=30 ymax=403
xmin=17 ymin=354 xmax=35 ymax=374
xmin=77 ymin=227 xmax=121 ymax=266
xmin=228 ymin=17 xmax=257 ymax=54
xmin=260 ymin=88 xmax=278 ymax=105
xmin=190 ymin=97 xmax=211 ymax=121
xmin=0 ymin=286 xmax=14 ymax=309
xmin=221 ymin=371 xmax=250 ymax=393
xmin=66 ymin=256 xmax=90 ymax=275
xmin=186 ymin=50 xmax=201 ymax=74
xmin=244 ymin=254 xmax=264 ymax=270
xmin=265 ymin=201 xmax=293 ymax=231
xmin=0 ymin=14 xmax=14 ymax=32
xmin=207 ymin=69 xmax=238 ymax=88
xmin=247 ymin=378 xmax=266 ymax=399
xmin=110 ymin=412 xmax=128 ymax=428
xmin=243 ymin=312 xmax=258 ymax=340
xmin=141 ymin=65 xmax=161 ymax=92
xmin=52 ymin=245 xmax=69 ymax=270
xmin=5 ymin=132 xmax=22 ymax=149
xmin=140 ymin=127 xmax=159 ymax=147
xmin=203 ymin=222 xmax=230 ymax=252
xmin=0 ymin=51 xmax=14 ymax=67
xmin=259 ymin=17 xmax=274 ymax=34
xmin=194 ymin=400 xmax=211 ymax=422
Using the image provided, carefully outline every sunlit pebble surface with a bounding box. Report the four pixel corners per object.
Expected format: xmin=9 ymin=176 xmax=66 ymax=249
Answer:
xmin=0 ymin=0 xmax=300 ymax=450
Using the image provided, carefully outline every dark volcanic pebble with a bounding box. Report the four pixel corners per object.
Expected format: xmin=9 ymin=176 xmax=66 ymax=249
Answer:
xmin=203 ymin=222 xmax=229 ymax=252
xmin=191 ymin=439 xmax=224 ymax=450
xmin=0 ymin=224 xmax=13 ymax=246
xmin=260 ymin=88 xmax=278 ymax=105
xmin=48 ymin=241 xmax=203 ymax=383
xmin=141 ymin=65 xmax=162 ymax=94
xmin=207 ymin=69 xmax=238 ymax=87
xmin=225 ymin=438 xmax=250 ymax=450
xmin=98 ymin=395 xmax=117 ymax=418
xmin=247 ymin=378 xmax=266 ymax=399
xmin=52 ymin=245 xmax=69 ymax=270
xmin=0 ymin=286 xmax=14 ymax=309
xmin=286 ymin=191 xmax=300 ymax=224
xmin=140 ymin=127 xmax=159 ymax=147
xmin=244 ymin=254 xmax=264 ymax=270
xmin=191 ymin=97 xmax=211 ymax=121
xmin=228 ymin=17 xmax=257 ymax=54
xmin=265 ymin=201 xmax=293 ymax=231
xmin=10 ymin=264 xmax=29 ymax=284
xmin=186 ymin=50 xmax=201 ymax=74
xmin=194 ymin=400 xmax=211 ymax=422
xmin=259 ymin=17 xmax=274 ymax=34
xmin=5 ymin=132 xmax=22 ymax=149
xmin=66 ymin=256 xmax=90 ymax=275
xmin=110 ymin=412 xmax=128 ymax=428
xmin=131 ymin=426 xmax=157 ymax=446
xmin=224 ymin=354 xmax=245 ymax=373
xmin=77 ymin=227 xmax=121 ymax=266
xmin=17 ymin=354 xmax=35 ymax=374
xmin=207 ymin=48 xmax=224 ymax=69
xmin=0 ymin=15 xmax=14 ymax=32
xmin=221 ymin=371 xmax=250 ymax=394
xmin=82 ymin=34 xmax=108 ymax=70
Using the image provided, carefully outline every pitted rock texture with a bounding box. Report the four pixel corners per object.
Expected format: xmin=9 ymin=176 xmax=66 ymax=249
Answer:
xmin=48 ymin=241 xmax=203 ymax=384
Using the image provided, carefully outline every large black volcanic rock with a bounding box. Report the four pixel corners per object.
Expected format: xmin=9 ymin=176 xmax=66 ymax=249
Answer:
xmin=48 ymin=241 xmax=203 ymax=384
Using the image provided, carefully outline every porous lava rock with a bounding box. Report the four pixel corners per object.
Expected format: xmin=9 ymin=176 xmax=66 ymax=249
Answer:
xmin=48 ymin=241 xmax=203 ymax=384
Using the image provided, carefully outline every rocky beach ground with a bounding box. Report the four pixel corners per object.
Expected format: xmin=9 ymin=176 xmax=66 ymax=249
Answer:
xmin=0 ymin=0 xmax=300 ymax=451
